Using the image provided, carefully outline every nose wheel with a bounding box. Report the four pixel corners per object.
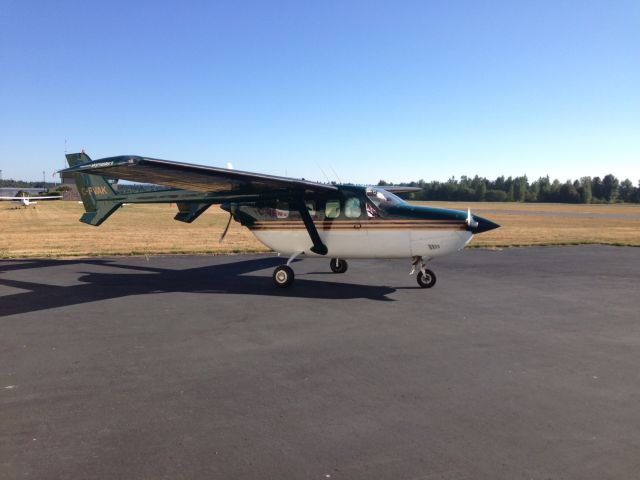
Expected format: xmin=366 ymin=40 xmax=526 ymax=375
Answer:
xmin=329 ymin=258 xmax=348 ymax=273
xmin=411 ymin=256 xmax=437 ymax=288
xmin=416 ymin=269 xmax=436 ymax=288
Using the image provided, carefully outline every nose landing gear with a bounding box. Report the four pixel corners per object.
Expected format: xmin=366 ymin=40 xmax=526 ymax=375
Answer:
xmin=410 ymin=256 xmax=436 ymax=288
xmin=416 ymin=269 xmax=436 ymax=288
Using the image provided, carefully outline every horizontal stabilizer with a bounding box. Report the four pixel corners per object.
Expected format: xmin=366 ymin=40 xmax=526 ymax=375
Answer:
xmin=174 ymin=202 xmax=213 ymax=223
xmin=79 ymin=201 xmax=122 ymax=226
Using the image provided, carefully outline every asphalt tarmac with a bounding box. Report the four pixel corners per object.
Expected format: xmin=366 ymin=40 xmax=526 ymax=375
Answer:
xmin=1 ymin=246 xmax=639 ymax=479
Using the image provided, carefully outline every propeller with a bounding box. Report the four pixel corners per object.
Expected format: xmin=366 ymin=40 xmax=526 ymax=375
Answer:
xmin=466 ymin=208 xmax=478 ymax=229
xmin=219 ymin=213 xmax=233 ymax=243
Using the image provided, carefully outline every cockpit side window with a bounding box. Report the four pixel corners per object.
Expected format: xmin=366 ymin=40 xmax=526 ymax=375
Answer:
xmin=365 ymin=200 xmax=380 ymax=218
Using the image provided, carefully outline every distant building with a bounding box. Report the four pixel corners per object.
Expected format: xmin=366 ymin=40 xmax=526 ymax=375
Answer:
xmin=60 ymin=171 xmax=80 ymax=200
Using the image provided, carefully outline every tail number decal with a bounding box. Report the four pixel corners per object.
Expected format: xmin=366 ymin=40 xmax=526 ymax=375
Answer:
xmin=82 ymin=186 xmax=109 ymax=196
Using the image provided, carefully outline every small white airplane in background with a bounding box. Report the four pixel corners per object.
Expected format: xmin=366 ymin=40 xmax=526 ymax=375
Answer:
xmin=0 ymin=192 xmax=63 ymax=207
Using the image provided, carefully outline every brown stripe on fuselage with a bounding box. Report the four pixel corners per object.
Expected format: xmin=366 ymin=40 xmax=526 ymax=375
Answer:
xmin=252 ymin=220 xmax=464 ymax=226
xmin=249 ymin=220 xmax=467 ymax=231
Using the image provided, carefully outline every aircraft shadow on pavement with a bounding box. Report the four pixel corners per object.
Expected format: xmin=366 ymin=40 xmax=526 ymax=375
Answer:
xmin=0 ymin=257 xmax=396 ymax=317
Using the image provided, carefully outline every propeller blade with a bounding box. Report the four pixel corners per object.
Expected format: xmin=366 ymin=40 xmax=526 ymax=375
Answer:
xmin=219 ymin=213 xmax=233 ymax=243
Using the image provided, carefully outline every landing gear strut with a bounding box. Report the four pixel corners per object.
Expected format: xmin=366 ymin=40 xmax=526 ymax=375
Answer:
xmin=410 ymin=256 xmax=437 ymax=288
xmin=329 ymin=258 xmax=348 ymax=274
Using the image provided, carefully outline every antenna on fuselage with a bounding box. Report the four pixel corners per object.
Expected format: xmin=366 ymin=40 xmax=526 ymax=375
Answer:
xmin=329 ymin=165 xmax=342 ymax=184
xmin=315 ymin=162 xmax=331 ymax=183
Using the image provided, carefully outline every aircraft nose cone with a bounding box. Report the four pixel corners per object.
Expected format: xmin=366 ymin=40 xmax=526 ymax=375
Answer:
xmin=472 ymin=216 xmax=500 ymax=234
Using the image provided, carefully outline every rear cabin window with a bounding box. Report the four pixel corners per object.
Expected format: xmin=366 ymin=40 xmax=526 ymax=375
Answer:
xmin=325 ymin=199 xmax=340 ymax=219
xmin=275 ymin=202 xmax=289 ymax=219
xmin=345 ymin=197 xmax=362 ymax=218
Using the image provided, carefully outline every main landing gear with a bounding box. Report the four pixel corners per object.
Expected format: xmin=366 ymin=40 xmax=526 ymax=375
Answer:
xmin=273 ymin=251 xmax=301 ymax=288
xmin=410 ymin=256 xmax=436 ymax=288
xmin=273 ymin=265 xmax=295 ymax=288
xmin=329 ymin=258 xmax=348 ymax=274
xmin=273 ymin=254 xmax=350 ymax=287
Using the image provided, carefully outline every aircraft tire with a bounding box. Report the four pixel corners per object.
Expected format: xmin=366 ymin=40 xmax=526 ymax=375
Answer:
xmin=417 ymin=269 xmax=436 ymax=288
xmin=330 ymin=258 xmax=348 ymax=274
xmin=273 ymin=265 xmax=295 ymax=287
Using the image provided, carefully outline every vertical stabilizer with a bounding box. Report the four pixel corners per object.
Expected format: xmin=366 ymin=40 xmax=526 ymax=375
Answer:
xmin=65 ymin=152 xmax=121 ymax=226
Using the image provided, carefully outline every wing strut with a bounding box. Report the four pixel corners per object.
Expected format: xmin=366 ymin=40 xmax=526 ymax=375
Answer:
xmin=294 ymin=198 xmax=328 ymax=256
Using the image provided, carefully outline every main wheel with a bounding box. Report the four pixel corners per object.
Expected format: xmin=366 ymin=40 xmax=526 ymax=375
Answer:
xmin=417 ymin=269 xmax=436 ymax=288
xmin=329 ymin=258 xmax=348 ymax=274
xmin=273 ymin=265 xmax=295 ymax=288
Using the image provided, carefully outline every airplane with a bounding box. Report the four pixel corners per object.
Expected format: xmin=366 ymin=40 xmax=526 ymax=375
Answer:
xmin=60 ymin=152 xmax=499 ymax=288
xmin=0 ymin=192 xmax=63 ymax=207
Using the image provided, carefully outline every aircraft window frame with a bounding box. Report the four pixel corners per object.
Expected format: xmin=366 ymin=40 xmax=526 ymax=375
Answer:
xmin=325 ymin=199 xmax=341 ymax=219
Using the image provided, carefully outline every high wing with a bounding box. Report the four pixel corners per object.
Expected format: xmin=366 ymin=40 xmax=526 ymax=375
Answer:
xmin=60 ymin=153 xmax=338 ymax=254
xmin=60 ymin=155 xmax=338 ymax=197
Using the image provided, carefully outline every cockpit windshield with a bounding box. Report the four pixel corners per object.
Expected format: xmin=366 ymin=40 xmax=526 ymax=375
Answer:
xmin=365 ymin=187 xmax=406 ymax=212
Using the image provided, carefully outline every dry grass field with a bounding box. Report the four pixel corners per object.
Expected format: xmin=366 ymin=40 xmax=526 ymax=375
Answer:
xmin=419 ymin=201 xmax=640 ymax=248
xmin=0 ymin=202 xmax=268 ymax=258
xmin=1 ymin=200 xmax=639 ymax=258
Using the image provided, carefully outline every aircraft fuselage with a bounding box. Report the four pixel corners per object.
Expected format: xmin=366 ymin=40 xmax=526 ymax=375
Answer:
xmin=225 ymin=185 xmax=498 ymax=260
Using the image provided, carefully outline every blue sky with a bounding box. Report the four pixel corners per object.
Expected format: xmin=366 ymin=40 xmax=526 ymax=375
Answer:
xmin=1 ymin=0 xmax=638 ymax=184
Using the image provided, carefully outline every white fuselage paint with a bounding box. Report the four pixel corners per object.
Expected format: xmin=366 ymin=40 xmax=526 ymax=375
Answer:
xmin=251 ymin=228 xmax=473 ymax=259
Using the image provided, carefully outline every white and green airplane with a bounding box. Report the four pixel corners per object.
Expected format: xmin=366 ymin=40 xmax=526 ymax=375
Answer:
xmin=61 ymin=152 xmax=499 ymax=288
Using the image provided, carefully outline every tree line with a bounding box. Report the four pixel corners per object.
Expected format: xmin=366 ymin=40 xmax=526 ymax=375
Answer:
xmin=0 ymin=179 xmax=55 ymax=189
xmin=379 ymin=174 xmax=640 ymax=203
